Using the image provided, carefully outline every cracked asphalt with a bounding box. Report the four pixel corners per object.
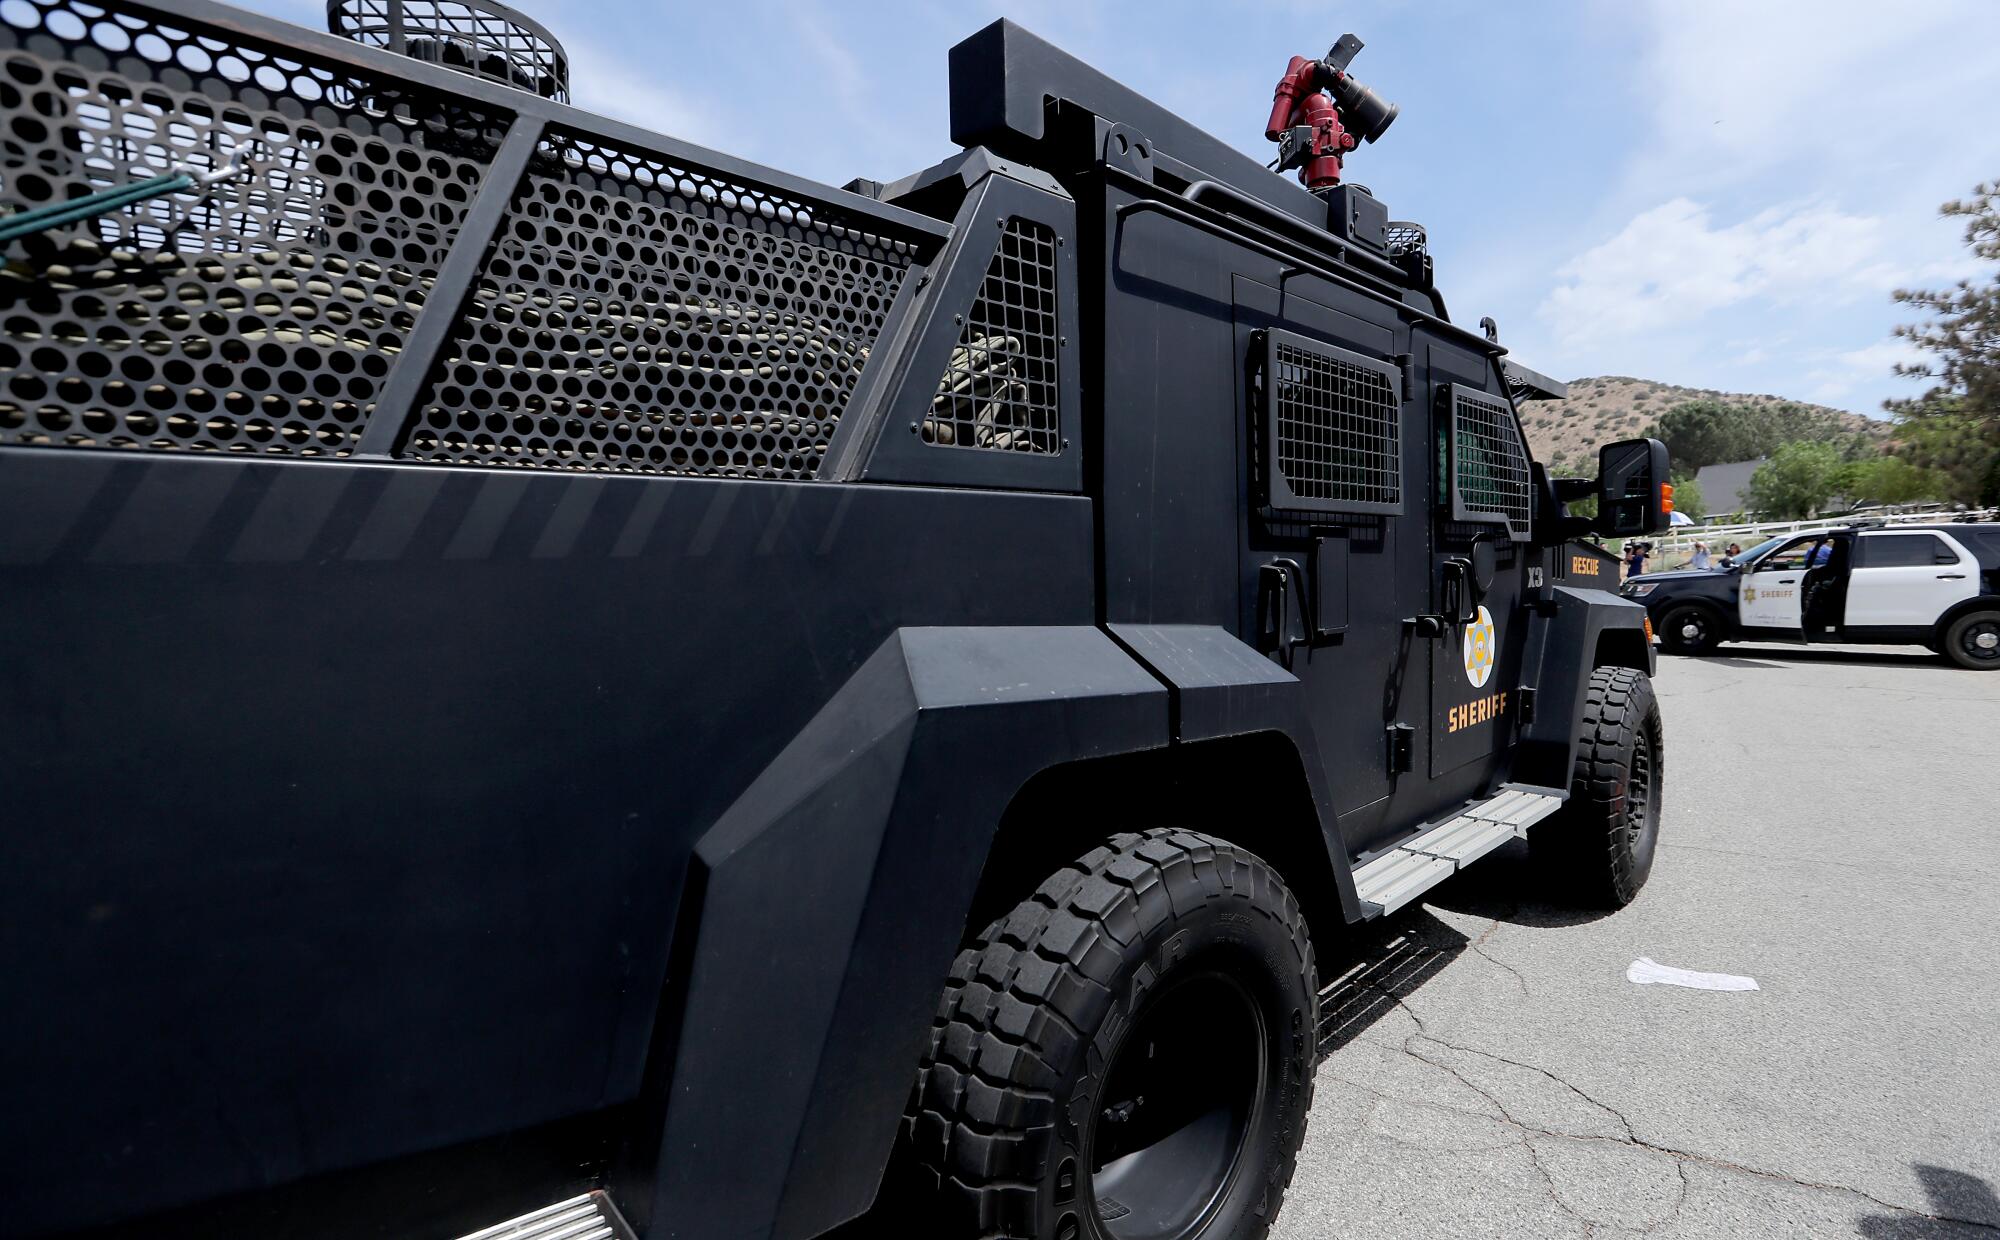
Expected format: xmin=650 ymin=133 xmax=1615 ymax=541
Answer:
xmin=1274 ymin=642 xmax=2000 ymax=1240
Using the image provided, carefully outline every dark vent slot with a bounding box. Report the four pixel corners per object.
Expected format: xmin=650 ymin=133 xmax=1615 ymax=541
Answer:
xmin=1448 ymin=384 xmax=1532 ymax=538
xmin=922 ymin=216 xmax=1060 ymax=454
xmin=1260 ymin=328 xmax=1402 ymax=516
xmin=0 ymin=0 xmax=500 ymax=456
xmin=401 ymin=136 xmax=914 ymax=478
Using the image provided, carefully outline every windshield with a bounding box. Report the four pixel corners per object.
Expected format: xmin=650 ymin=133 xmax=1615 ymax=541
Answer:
xmin=1729 ymin=537 xmax=1785 ymax=566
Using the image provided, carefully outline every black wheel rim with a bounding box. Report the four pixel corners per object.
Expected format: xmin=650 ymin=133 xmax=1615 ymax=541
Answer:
xmin=1626 ymin=724 xmax=1659 ymax=872
xmin=1674 ymin=610 xmax=1708 ymax=647
xmin=1087 ymin=971 xmax=1265 ymax=1240
xmin=1960 ymin=620 xmax=2000 ymax=665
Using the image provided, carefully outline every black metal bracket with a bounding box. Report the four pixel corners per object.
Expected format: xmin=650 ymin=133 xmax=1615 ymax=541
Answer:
xmin=1258 ymin=559 xmax=1311 ymax=667
xmin=1386 ymin=722 xmax=1415 ymax=774
xmin=1100 ymin=122 xmax=1155 ymax=179
xmin=1402 ymin=614 xmax=1447 ymax=639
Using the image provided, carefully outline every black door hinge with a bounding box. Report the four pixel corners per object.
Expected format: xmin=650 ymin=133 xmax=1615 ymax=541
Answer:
xmin=1387 ymin=723 xmax=1414 ymax=774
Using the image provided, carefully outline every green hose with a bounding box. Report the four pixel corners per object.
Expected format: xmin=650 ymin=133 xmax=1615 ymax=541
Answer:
xmin=0 ymin=164 xmax=242 ymax=247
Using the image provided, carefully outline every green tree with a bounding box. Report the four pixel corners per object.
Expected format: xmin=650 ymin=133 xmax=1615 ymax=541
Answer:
xmin=1887 ymin=181 xmax=2000 ymax=505
xmin=1646 ymin=398 xmax=1848 ymax=473
xmin=1645 ymin=399 xmax=1763 ymax=471
xmin=1889 ymin=400 xmax=1998 ymax=506
xmin=1835 ymin=455 xmax=1951 ymax=506
xmin=1746 ymin=442 xmax=1845 ymax=518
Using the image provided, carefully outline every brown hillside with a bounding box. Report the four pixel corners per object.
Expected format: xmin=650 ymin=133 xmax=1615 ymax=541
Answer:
xmin=1518 ymin=376 xmax=1887 ymax=468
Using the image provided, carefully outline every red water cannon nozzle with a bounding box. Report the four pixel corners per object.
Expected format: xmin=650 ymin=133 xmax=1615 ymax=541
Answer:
xmin=1264 ymin=34 xmax=1398 ymax=190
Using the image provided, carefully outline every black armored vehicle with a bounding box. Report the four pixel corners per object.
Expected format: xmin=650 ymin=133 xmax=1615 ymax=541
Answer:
xmin=0 ymin=3 xmax=1674 ymax=1238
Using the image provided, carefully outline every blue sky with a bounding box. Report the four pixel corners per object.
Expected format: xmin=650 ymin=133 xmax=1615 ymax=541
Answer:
xmin=253 ymin=0 xmax=2000 ymax=417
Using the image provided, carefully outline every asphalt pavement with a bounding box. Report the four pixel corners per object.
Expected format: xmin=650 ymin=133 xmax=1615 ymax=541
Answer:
xmin=1274 ymin=642 xmax=2000 ymax=1239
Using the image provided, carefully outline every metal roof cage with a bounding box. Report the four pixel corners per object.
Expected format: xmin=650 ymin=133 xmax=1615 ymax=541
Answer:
xmin=328 ymin=0 xmax=570 ymax=101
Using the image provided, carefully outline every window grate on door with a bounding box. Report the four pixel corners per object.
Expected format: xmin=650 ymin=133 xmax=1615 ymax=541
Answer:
xmin=1447 ymin=384 xmax=1532 ymax=539
xmin=1260 ymin=329 xmax=1402 ymax=516
xmin=921 ymin=216 xmax=1061 ymax=454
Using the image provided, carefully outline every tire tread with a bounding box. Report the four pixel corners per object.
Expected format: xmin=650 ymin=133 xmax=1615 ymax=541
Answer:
xmin=908 ymin=830 xmax=1316 ymax=1239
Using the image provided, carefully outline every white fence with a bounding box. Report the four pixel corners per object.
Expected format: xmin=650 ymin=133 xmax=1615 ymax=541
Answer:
xmin=1622 ymin=508 xmax=1999 ymax=571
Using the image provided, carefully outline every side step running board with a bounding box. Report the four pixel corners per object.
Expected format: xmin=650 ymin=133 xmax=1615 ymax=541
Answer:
xmin=1352 ymin=787 xmax=1565 ymax=917
xmin=454 ymin=1193 xmax=633 ymax=1240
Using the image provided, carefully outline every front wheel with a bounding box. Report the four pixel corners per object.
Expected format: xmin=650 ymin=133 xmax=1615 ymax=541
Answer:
xmin=1656 ymin=603 xmax=1724 ymax=656
xmin=1941 ymin=609 xmax=2000 ymax=671
xmin=1532 ymin=666 xmax=1664 ymax=908
xmin=908 ymin=831 xmax=1318 ymax=1240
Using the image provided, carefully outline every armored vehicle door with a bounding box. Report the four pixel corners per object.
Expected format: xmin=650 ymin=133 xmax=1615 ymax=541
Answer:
xmin=1231 ymin=282 xmax=1438 ymax=854
xmin=1424 ymin=358 xmax=1535 ymax=787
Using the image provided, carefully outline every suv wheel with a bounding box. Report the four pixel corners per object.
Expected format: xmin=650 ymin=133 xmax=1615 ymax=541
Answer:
xmin=1942 ymin=609 xmax=2000 ymax=671
xmin=1532 ymin=666 xmax=1664 ymax=907
xmin=1656 ymin=603 xmax=1723 ymax=656
xmin=908 ymin=830 xmax=1318 ymax=1240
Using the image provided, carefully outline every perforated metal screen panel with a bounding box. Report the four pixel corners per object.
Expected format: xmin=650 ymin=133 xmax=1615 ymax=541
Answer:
xmin=1261 ymin=328 xmax=1402 ymax=515
xmin=0 ymin=0 xmax=499 ymax=456
xmin=400 ymin=136 xmax=917 ymax=478
xmin=922 ymin=216 xmax=1059 ymax=454
xmin=1448 ymin=384 xmax=1532 ymax=538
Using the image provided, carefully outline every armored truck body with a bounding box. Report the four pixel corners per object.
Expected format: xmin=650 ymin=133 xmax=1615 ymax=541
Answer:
xmin=0 ymin=5 xmax=1670 ymax=1238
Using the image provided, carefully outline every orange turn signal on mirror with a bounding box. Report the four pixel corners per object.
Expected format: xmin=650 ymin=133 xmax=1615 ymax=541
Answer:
xmin=1660 ymin=482 xmax=1674 ymax=513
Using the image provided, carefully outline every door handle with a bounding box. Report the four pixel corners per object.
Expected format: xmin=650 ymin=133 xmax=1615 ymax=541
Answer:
xmin=1777 ymin=577 xmax=1796 ymax=584
xmin=1440 ymin=556 xmax=1477 ymax=623
xmin=1257 ymin=559 xmax=1310 ymax=667
xmin=1938 ymin=573 xmax=1967 ymax=579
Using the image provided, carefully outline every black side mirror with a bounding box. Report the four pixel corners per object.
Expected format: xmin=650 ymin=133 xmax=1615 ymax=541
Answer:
xmin=1593 ymin=438 xmax=1672 ymax=537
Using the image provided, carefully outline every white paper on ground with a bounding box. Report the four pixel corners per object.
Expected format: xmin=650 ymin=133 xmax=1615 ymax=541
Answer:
xmin=1626 ymin=956 xmax=1759 ymax=991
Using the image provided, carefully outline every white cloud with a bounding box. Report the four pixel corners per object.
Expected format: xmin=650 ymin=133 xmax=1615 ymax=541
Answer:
xmin=1630 ymin=0 xmax=1997 ymax=197
xmin=1540 ymin=198 xmax=1896 ymax=349
xmin=1802 ymin=338 xmax=1925 ymax=404
xmin=565 ymin=38 xmax=721 ymax=151
xmin=1499 ymin=0 xmax=2000 ymax=409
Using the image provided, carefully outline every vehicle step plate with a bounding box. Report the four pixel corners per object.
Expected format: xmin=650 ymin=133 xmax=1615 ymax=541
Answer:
xmin=1353 ymin=786 xmax=1564 ymax=917
xmin=455 ymin=1193 xmax=632 ymax=1240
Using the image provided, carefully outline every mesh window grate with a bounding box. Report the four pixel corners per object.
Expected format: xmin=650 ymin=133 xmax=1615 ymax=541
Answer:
xmin=1385 ymin=221 xmax=1425 ymax=257
xmin=922 ymin=216 xmax=1059 ymax=454
xmin=0 ymin=0 xmax=498 ymax=456
xmin=402 ymin=136 xmax=915 ymax=478
xmin=328 ymin=0 xmax=569 ymax=102
xmin=1267 ymin=334 xmax=1401 ymax=513
xmin=1451 ymin=386 xmax=1532 ymax=537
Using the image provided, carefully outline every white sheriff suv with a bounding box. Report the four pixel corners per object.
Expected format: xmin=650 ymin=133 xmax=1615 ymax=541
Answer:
xmin=1621 ymin=522 xmax=2000 ymax=670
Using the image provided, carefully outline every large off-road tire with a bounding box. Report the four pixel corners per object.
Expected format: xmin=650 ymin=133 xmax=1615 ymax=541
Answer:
xmin=1656 ymin=602 xmax=1724 ymax=656
xmin=908 ymin=830 xmax=1318 ymax=1240
xmin=1532 ymin=666 xmax=1664 ymax=908
xmin=1941 ymin=608 xmax=2000 ymax=671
